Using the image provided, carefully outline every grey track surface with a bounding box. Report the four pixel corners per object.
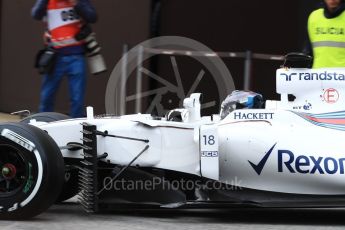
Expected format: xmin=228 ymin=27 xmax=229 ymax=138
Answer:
xmin=1 ymin=201 xmax=345 ymax=230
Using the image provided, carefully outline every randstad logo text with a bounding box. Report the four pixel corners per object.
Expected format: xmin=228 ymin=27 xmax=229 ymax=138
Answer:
xmin=281 ymin=71 xmax=345 ymax=81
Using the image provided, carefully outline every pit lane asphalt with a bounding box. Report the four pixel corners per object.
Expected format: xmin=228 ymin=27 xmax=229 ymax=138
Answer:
xmin=1 ymin=199 xmax=345 ymax=230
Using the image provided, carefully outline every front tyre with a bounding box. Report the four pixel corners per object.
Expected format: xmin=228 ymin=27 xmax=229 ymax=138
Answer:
xmin=21 ymin=112 xmax=79 ymax=203
xmin=0 ymin=123 xmax=64 ymax=219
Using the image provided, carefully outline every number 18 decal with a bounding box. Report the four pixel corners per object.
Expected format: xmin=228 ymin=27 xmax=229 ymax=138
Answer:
xmin=203 ymin=135 xmax=215 ymax=145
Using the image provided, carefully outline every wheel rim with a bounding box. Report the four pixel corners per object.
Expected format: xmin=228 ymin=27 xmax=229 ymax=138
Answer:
xmin=0 ymin=145 xmax=27 ymax=196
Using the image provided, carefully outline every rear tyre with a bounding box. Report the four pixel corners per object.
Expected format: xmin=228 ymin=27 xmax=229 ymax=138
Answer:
xmin=21 ymin=112 xmax=79 ymax=203
xmin=0 ymin=123 xmax=64 ymax=219
xmin=21 ymin=112 xmax=70 ymax=124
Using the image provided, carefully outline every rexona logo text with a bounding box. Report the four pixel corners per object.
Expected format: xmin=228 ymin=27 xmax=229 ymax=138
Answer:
xmin=281 ymin=71 xmax=345 ymax=81
xmin=249 ymin=144 xmax=345 ymax=175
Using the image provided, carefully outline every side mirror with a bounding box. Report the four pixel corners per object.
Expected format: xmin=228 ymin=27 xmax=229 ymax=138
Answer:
xmin=282 ymin=52 xmax=313 ymax=68
xmin=183 ymin=93 xmax=202 ymax=122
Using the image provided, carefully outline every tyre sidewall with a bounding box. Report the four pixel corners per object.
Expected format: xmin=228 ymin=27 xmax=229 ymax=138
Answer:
xmin=0 ymin=123 xmax=64 ymax=219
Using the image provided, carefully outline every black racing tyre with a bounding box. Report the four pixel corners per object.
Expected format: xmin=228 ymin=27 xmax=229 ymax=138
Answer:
xmin=21 ymin=112 xmax=70 ymax=124
xmin=0 ymin=123 xmax=64 ymax=219
xmin=21 ymin=112 xmax=79 ymax=203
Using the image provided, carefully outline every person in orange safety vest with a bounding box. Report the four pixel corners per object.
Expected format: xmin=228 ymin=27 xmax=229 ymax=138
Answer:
xmin=32 ymin=0 xmax=97 ymax=118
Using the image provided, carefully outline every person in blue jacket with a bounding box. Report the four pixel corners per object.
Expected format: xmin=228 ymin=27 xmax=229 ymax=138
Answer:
xmin=32 ymin=0 xmax=97 ymax=118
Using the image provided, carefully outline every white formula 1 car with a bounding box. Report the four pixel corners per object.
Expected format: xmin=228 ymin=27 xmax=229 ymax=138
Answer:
xmin=1 ymin=56 xmax=345 ymax=219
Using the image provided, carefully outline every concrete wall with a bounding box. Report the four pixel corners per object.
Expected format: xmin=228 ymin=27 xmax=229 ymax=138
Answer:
xmin=0 ymin=0 xmax=151 ymax=114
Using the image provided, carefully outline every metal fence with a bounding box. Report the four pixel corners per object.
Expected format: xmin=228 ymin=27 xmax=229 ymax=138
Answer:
xmin=121 ymin=45 xmax=284 ymax=114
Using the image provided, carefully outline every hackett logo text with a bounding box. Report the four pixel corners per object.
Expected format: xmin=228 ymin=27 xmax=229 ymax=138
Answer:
xmin=281 ymin=71 xmax=345 ymax=81
xmin=234 ymin=112 xmax=274 ymax=120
